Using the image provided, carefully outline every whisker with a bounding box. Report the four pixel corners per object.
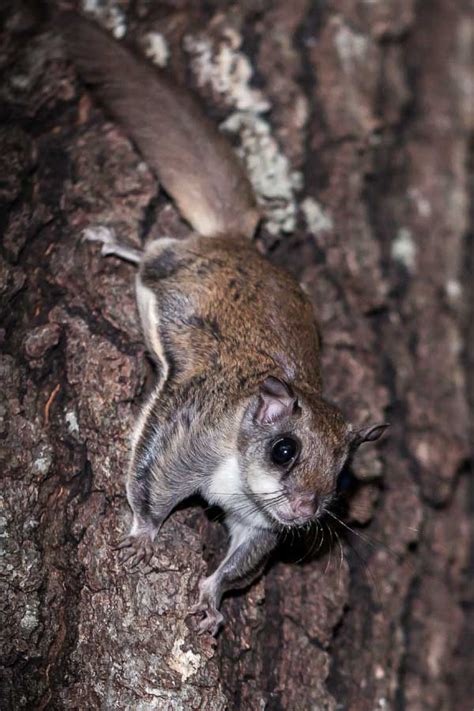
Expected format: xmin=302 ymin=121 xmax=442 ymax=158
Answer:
xmin=301 ymin=519 xmax=325 ymax=564
xmin=315 ymin=521 xmax=325 ymax=556
xmin=293 ymin=522 xmax=315 ymax=564
xmin=323 ymin=520 xmax=333 ymax=575
xmin=322 ymin=509 xmax=389 ymax=610
xmin=325 ymin=509 xmax=408 ymax=565
xmin=332 ymin=527 xmax=345 ymax=588
xmin=207 ymin=489 xmax=285 ymax=497
xmin=342 ymin=534 xmax=384 ymax=609
xmin=308 ymin=521 xmax=322 ymax=561
xmin=305 ymin=523 xmax=320 ymax=564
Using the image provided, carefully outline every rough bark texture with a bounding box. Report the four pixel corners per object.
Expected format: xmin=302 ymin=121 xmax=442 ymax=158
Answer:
xmin=1 ymin=1 xmax=472 ymax=709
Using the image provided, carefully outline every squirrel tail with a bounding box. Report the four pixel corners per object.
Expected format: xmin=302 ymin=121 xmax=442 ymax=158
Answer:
xmin=58 ymin=12 xmax=260 ymax=240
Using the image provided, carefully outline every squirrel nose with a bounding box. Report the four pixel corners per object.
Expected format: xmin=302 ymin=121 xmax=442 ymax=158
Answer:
xmin=290 ymin=493 xmax=318 ymax=518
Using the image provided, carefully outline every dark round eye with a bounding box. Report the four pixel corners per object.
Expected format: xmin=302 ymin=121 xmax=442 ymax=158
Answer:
xmin=270 ymin=437 xmax=299 ymax=466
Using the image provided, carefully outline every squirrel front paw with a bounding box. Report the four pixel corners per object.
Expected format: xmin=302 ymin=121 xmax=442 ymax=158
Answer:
xmin=114 ymin=533 xmax=155 ymax=568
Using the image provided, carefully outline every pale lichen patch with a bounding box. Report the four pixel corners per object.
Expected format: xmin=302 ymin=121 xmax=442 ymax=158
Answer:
xmin=391 ymin=227 xmax=417 ymax=270
xmin=374 ymin=664 xmax=385 ymax=680
xmin=301 ymin=197 xmax=334 ymax=236
xmin=333 ymin=19 xmax=369 ymax=70
xmin=82 ymin=0 xmax=127 ymax=39
xmin=185 ymin=27 xmax=300 ymax=237
xmin=184 ymin=31 xmax=269 ymax=113
xmin=144 ymin=32 xmax=169 ymax=67
xmin=446 ymin=279 xmax=462 ymax=301
xmin=408 ymin=188 xmax=432 ymax=218
xmin=222 ymin=112 xmax=301 ymax=234
xmin=20 ymin=599 xmax=40 ymax=634
xmin=65 ymin=410 xmax=80 ymax=437
xmin=32 ymin=444 xmax=53 ymax=476
xmin=167 ymin=637 xmax=202 ymax=682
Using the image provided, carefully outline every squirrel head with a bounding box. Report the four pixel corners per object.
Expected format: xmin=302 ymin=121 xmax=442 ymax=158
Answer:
xmin=235 ymin=377 xmax=388 ymax=527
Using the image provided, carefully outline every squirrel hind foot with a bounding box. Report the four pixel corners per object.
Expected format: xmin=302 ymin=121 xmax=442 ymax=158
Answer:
xmin=83 ymin=225 xmax=143 ymax=264
xmin=189 ymin=599 xmax=224 ymax=637
xmin=189 ymin=576 xmax=224 ymax=636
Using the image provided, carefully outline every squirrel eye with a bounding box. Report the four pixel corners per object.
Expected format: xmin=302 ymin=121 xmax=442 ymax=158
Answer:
xmin=270 ymin=437 xmax=299 ymax=466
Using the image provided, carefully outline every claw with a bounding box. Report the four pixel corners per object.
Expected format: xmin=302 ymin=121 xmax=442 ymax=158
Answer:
xmin=119 ymin=547 xmax=138 ymax=565
xmin=114 ymin=537 xmax=134 ymax=550
xmin=82 ymin=226 xmax=142 ymax=264
xmin=189 ymin=583 xmax=224 ymax=636
xmin=101 ymin=243 xmax=118 ymax=257
xmin=82 ymin=226 xmax=116 ymax=246
xmin=189 ymin=602 xmax=201 ymax=616
xmin=191 ymin=603 xmax=224 ymax=636
xmin=114 ymin=534 xmax=155 ymax=568
xmin=198 ymin=610 xmax=223 ymax=636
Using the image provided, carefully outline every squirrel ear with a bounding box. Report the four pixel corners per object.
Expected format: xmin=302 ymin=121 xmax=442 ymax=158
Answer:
xmin=255 ymin=377 xmax=297 ymax=425
xmin=353 ymin=423 xmax=389 ymax=446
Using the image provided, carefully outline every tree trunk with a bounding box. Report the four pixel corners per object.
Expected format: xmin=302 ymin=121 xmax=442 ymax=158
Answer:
xmin=1 ymin=1 xmax=472 ymax=709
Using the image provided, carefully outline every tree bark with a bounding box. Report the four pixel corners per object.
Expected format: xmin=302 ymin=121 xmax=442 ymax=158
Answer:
xmin=1 ymin=1 xmax=472 ymax=709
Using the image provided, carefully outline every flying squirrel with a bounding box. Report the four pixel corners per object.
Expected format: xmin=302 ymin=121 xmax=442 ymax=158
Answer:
xmin=60 ymin=12 xmax=387 ymax=635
